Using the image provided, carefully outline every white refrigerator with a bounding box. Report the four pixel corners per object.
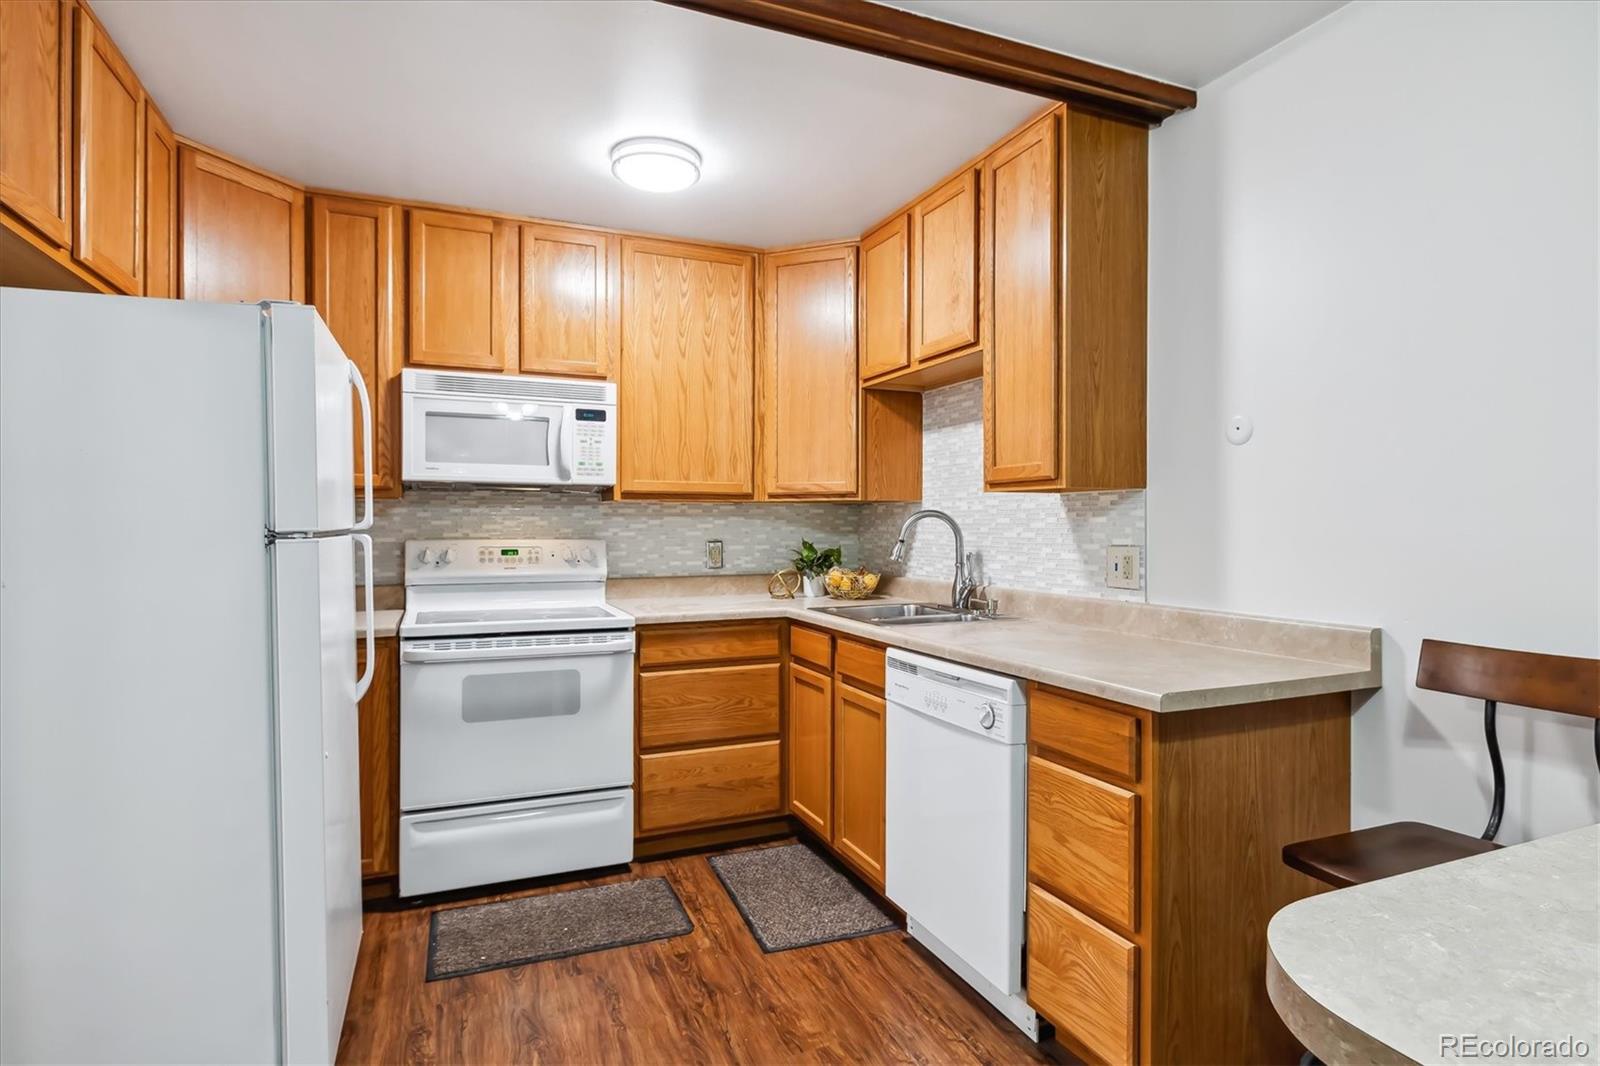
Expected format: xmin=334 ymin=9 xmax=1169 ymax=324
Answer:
xmin=0 ymin=289 xmax=374 ymax=1064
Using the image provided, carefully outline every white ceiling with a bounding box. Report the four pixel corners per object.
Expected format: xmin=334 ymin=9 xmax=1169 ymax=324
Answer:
xmin=94 ymin=1 xmax=1344 ymax=248
xmin=883 ymin=1 xmax=1348 ymax=88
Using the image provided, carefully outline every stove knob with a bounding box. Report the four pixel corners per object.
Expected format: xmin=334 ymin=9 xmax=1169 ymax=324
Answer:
xmin=416 ymin=548 xmax=435 ymax=567
xmin=580 ymin=547 xmax=597 ymax=564
xmin=439 ymin=549 xmax=455 ymax=565
xmin=563 ymin=547 xmax=579 ymax=565
xmin=979 ymin=704 xmax=997 ymax=730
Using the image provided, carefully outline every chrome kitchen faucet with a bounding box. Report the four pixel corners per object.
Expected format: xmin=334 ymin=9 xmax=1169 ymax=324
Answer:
xmin=889 ymin=509 xmax=977 ymax=610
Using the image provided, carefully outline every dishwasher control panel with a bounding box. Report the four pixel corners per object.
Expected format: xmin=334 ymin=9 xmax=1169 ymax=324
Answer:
xmin=885 ymin=649 xmax=1026 ymax=742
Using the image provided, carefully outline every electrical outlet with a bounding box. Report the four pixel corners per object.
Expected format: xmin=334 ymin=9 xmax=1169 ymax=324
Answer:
xmin=705 ymin=539 xmax=724 ymax=569
xmin=1106 ymin=545 xmax=1141 ymax=590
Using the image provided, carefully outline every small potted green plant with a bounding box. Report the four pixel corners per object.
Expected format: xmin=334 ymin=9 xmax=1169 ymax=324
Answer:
xmin=790 ymin=540 xmax=843 ymax=598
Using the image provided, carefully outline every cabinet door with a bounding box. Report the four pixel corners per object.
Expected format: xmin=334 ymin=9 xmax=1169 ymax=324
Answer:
xmin=519 ymin=222 xmax=614 ymax=378
xmin=787 ymin=661 xmax=833 ymax=838
xmin=0 ymin=0 xmax=73 ymax=247
xmin=73 ymin=8 xmax=142 ymax=293
xmin=833 ymin=680 xmax=886 ymax=885
xmin=141 ymin=99 xmax=176 ymax=299
xmin=311 ymin=195 xmax=401 ymax=497
xmin=761 ymin=243 xmax=858 ymax=498
xmin=179 ymin=146 xmax=304 ymax=303
xmin=984 ymin=114 xmax=1061 ymax=486
xmin=619 ymin=238 xmax=755 ymax=497
xmin=858 ymin=213 xmax=909 ymax=380
xmin=910 ymin=167 xmax=978 ymax=360
xmin=356 ymin=637 xmax=399 ymax=880
xmin=407 ymin=208 xmax=517 ymax=371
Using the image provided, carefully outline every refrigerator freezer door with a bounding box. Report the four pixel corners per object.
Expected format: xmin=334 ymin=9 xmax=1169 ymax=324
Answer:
xmin=272 ymin=535 xmax=363 ymax=1064
xmin=267 ymin=303 xmax=361 ymax=535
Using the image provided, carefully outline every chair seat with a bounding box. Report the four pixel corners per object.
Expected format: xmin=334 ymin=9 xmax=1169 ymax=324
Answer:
xmin=1282 ymin=820 xmax=1503 ymax=888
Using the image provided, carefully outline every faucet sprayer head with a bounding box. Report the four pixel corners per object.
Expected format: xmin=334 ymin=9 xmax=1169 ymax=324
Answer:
xmin=890 ymin=538 xmax=906 ymax=562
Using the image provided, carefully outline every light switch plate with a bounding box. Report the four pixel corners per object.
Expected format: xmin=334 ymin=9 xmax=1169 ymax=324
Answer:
xmin=705 ymin=539 xmax=724 ymax=569
xmin=1106 ymin=545 xmax=1141 ymax=590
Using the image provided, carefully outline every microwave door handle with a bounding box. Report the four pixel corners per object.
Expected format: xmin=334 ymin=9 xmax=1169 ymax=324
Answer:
xmin=353 ymin=533 xmax=376 ymax=700
xmin=348 ymin=360 xmax=374 ymax=531
xmin=552 ymin=406 xmax=572 ymax=482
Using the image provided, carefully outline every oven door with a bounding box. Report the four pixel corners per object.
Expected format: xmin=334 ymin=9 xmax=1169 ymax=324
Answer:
xmin=402 ymin=393 xmax=569 ymax=484
xmin=399 ymin=631 xmax=633 ymax=811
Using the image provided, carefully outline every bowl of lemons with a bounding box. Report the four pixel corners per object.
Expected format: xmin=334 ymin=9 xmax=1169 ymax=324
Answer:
xmin=824 ymin=565 xmax=881 ymax=600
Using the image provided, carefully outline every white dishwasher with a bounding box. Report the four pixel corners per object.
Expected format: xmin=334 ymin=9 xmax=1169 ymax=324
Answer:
xmin=885 ymin=649 xmax=1038 ymax=1039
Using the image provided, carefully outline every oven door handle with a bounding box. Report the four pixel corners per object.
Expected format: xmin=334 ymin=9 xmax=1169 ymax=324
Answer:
xmin=400 ymin=635 xmax=635 ymax=664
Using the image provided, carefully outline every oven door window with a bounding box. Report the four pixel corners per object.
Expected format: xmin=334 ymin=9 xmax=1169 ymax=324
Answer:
xmin=424 ymin=409 xmax=551 ymax=466
xmin=461 ymin=668 xmax=580 ymax=723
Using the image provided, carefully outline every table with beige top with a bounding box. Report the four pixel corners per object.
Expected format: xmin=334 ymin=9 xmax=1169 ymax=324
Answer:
xmin=1268 ymin=822 xmax=1600 ymax=1066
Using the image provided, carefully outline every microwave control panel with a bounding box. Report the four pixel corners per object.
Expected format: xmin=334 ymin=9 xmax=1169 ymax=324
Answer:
xmin=573 ymin=408 xmax=611 ymax=479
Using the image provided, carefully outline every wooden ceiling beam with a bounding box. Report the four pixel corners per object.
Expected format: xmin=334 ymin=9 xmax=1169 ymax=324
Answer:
xmin=658 ymin=0 xmax=1197 ymax=126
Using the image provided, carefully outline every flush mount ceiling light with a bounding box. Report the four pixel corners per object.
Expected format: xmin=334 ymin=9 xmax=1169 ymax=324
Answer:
xmin=609 ymin=137 xmax=701 ymax=193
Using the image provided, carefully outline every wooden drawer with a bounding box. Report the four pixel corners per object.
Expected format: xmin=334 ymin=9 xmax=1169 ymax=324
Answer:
xmin=1030 ymin=685 xmax=1141 ymax=783
xmin=1029 ymin=756 xmax=1137 ymax=930
xmin=639 ymin=663 xmax=781 ymax=750
xmin=639 ymin=621 xmax=781 ymax=668
xmin=638 ymin=739 xmax=782 ymax=833
xmin=835 ymin=637 xmax=886 ymax=693
xmin=1028 ymin=884 xmax=1137 ymax=1065
xmin=789 ymin=624 xmax=832 ymax=670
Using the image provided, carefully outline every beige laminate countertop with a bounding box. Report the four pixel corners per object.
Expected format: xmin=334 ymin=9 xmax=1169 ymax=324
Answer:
xmin=1267 ymin=823 xmax=1600 ymax=1065
xmin=606 ymin=588 xmax=1380 ymax=713
xmin=357 ymin=609 xmax=403 ymax=640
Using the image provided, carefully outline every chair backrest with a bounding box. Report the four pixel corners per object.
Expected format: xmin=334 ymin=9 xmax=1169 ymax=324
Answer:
xmin=1415 ymin=639 xmax=1599 ymax=841
xmin=1417 ymin=639 xmax=1599 ymax=719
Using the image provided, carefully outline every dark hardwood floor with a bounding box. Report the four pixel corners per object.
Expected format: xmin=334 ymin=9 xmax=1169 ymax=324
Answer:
xmin=338 ymin=841 xmax=1053 ymax=1064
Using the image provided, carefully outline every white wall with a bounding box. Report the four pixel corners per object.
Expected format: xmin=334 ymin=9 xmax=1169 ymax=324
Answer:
xmin=1147 ymin=0 xmax=1600 ymax=842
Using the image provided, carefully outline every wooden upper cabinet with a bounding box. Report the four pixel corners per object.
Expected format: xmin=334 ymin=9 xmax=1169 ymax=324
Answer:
xmin=788 ymin=661 xmax=833 ymax=839
xmin=833 ymin=680 xmax=886 ymax=886
xmin=618 ymin=238 xmax=755 ymax=498
xmin=179 ymin=145 xmax=304 ymax=303
xmin=858 ymin=213 xmax=909 ymax=381
xmin=141 ymin=100 xmax=176 ymax=299
xmin=407 ymin=208 xmax=517 ymax=372
xmin=910 ymin=167 xmax=979 ymax=360
xmin=984 ymin=113 xmax=1060 ymax=487
xmin=0 ymin=0 xmax=74 ymax=247
xmin=982 ymin=106 xmax=1148 ymax=492
xmin=311 ymin=195 xmax=401 ymax=498
xmin=74 ymin=7 xmax=142 ymax=293
xmin=519 ymin=222 xmax=615 ymax=378
xmin=761 ymin=243 xmax=858 ymax=498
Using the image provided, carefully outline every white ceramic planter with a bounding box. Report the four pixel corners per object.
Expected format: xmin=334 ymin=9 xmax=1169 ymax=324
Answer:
xmin=802 ymin=574 xmax=827 ymax=598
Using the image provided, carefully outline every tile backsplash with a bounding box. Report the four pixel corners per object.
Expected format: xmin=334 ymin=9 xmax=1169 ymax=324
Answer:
xmin=859 ymin=379 xmax=1146 ymax=600
xmin=366 ymin=488 xmax=863 ymax=586
xmin=368 ymin=379 xmax=1144 ymax=597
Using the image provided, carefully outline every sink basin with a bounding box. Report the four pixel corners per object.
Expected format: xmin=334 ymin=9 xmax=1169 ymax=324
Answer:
xmin=809 ymin=602 xmax=983 ymax=625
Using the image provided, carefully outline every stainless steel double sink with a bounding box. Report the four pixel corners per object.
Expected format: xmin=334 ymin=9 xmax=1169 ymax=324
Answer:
xmin=808 ymin=601 xmax=985 ymax=626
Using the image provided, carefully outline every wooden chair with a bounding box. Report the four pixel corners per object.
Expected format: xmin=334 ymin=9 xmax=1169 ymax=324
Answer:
xmin=1282 ymin=638 xmax=1600 ymax=889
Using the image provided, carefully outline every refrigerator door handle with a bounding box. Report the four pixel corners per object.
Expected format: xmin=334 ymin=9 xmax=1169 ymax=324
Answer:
xmin=354 ymin=532 xmax=376 ymax=700
xmin=348 ymin=360 xmax=374 ymax=532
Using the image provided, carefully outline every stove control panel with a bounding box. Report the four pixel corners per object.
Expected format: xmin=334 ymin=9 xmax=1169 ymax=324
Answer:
xmin=405 ymin=539 xmax=607 ymax=581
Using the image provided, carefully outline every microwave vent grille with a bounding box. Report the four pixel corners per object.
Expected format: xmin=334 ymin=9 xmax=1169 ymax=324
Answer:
xmin=407 ymin=371 xmax=612 ymax=404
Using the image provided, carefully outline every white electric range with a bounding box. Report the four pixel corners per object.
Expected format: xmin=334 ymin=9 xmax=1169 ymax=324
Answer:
xmin=397 ymin=538 xmax=635 ymax=896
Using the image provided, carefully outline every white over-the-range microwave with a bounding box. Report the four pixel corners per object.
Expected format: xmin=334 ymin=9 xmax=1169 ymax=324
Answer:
xmin=401 ymin=368 xmax=617 ymax=487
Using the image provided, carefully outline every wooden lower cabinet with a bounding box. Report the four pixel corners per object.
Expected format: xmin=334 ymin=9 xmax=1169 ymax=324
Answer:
xmin=786 ymin=627 xmax=887 ymax=888
xmin=638 ymin=740 xmax=782 ymax=834
xmin=1025 ymin=683 xmax=1352 ymax=1065
xmin=635 ymin=622 xmax=785 ymax=840
xmin=355 ymin=636 xmax=399 ymax=881
xmin=786 ymin=661 xmax=833 ymax=837
xmin=832 ymin=680 xmax=885 ymax=885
